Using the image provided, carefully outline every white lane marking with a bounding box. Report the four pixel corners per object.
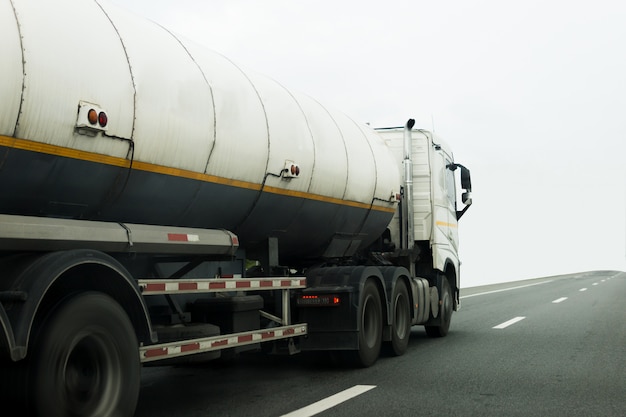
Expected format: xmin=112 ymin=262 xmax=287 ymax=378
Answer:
xmin=579 ymin=288 xmax=588 ymax=292
xmin=281 ymin=385 xmax=376 ymax=417
xmin=552 ymin=297 xmax=568 ymax=304
xmin=592 ymin=283 xmax=599 ymax=286
xmin=460 ymin=280 xmax=554 ymax=299
xmin=493 ymin=316 xmax=526 ymax=329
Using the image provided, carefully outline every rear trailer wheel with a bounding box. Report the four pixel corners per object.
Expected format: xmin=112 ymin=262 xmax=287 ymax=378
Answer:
xmin=425 ymin=278 xmax=453 ymax=338
xmin=31 ymin=292 xmax=140 ymax=417
xmin=345 ymin=279 xmax=382 ymax=367
xmin=386 ymin=280 xmax=411 ymax=356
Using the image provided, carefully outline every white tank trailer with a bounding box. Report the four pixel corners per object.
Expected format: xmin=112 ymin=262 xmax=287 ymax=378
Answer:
xmin=0 ymin=1 xmax=472 ymax=416
xmin=0 ymin=0 xmax=399 ymax=264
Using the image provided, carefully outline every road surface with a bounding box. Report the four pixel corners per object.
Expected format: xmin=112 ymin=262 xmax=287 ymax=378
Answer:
xmin=135 ymin=270 xmax=625 ymax=417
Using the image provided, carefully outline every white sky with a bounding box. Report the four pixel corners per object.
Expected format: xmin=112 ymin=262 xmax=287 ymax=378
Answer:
xmin=112 ymin=0 xmax=626 ymax=286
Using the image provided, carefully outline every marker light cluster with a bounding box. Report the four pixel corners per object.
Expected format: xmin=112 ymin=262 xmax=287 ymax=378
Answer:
xmin=283 ymin=160 xmax=300 ymax=178
xmin=76 ymin=101 xmax=109 ymax=135
xmin=87 ymin=108 xmax=108 ymax=128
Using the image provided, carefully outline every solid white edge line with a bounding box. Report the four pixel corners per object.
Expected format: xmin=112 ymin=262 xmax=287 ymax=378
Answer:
xmin=493 ymin=316 xmax=526 ymax=329
xmin=281 ymin=385 xmax=376 ymax=417
xmin=552 ymin=297 xmax=568 ymax=303
xmin=460 ymin=280 xmax=554 ymax=299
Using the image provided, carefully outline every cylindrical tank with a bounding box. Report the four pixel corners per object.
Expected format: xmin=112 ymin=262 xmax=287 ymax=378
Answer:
xmin=0 ymin=0 xmax=399 ymax=262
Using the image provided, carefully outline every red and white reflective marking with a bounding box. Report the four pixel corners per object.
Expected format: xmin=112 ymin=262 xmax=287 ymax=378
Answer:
xmin=140 ymin=324 xmax=307 ymax=363
xmin=167 ymin=233 xmax=200 ymax=242
xmin=138 ymin=277 xmax=307 ymax=295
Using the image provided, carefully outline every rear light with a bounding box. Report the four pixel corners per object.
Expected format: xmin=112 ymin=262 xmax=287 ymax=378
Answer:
xmin=297 ymin=294 xmax=341 ymax=307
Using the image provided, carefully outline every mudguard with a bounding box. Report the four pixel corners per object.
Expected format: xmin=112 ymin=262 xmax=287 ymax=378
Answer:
xmin=0 ymin=250 xmax=152 ymax=361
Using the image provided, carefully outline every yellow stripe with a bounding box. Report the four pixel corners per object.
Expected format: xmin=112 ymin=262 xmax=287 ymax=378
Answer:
xmin=0 ymin=135 xmax=396 ymax=213
xmin=436 ymin=220 xmax=458 ymax=228
xmin=131 ymin=160 xmax=261 ymax=191
xmin=0 ymin=134 xmax=131 ymax=168
xmin=263 ymin=185 xmax=376 ymax=210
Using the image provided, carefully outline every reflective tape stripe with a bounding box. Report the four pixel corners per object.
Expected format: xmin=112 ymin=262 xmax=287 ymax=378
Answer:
xmin=138 ymin=277 xmax=306 ymax=295
xmin=140 ymin=324 xmax=307 ymax=362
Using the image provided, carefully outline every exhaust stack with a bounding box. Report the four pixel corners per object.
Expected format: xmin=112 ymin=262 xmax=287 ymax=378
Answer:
xmin=402 ymin=119 xmax=415 ymax=250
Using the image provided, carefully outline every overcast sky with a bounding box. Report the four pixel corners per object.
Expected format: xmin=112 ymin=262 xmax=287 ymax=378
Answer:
xmin=112 ymin=0 xmax=626 ymax=287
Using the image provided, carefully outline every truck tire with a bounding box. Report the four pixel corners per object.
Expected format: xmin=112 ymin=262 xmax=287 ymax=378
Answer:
xmin=30 ymin=292 xmax=140 ymax=417
xmin=425 ymin=277 xmax=452 ymax=338
xmin=387 ymin=279 xmax=411 ymax=356
xmin=345 ymin=279 xmax=382 ymax=367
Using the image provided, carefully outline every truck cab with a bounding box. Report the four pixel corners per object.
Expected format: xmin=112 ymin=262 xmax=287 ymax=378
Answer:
xmin=375 ymin=124 xmax=472 ymax=308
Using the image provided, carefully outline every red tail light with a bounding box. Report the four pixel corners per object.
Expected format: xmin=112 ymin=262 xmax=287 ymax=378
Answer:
xmin=297 ymin=294 xmax=341 ymax=307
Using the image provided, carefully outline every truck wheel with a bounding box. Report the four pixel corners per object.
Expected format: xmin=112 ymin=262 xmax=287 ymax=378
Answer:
xmin=30 ymin=292 xmax=140 ymax=417
xmin=387 ymin=279 xmax=411 ymax=356
xmin=425 ymin=278 xmax=452 ymax=338
xmin=345 ymin=279 xmax=382 ymax=367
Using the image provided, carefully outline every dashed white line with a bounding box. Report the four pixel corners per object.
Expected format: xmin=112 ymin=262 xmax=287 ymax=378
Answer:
xmin=579 ymin=288 xmax=588 ymax=292
xmin=281 ymin=385 xmax=376 ymax=417
xmin=592 ymin=283 xmax=599 ymax=286
xmin=552 ymin=297 xmax=568 ymax=304
xmin=493 ymin=316 xmax=526 ymax=329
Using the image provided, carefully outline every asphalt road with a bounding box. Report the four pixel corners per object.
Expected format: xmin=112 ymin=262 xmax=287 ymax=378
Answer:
xmin=134 ymin=270 xmax=626 ymax=417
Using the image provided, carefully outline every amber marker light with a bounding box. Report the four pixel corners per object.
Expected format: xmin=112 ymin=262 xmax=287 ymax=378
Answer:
xmin=87 ymin=108 xmax=98 ymax=125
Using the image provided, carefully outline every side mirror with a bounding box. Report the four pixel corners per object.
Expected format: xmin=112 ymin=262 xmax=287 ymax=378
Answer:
xmin=460 ymin=166 xmax=472 ymax=192
xmin=456 ymin=165 xmax=473 ymax=220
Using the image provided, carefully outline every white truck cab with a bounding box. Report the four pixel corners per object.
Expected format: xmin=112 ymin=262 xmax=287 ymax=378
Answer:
xmin=376 ymin=122 xmax=472 ymax=305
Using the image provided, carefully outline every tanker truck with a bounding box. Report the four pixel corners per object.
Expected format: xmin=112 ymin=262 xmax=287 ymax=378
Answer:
xmin=0 ymin=0 xmax=472 ymax=415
